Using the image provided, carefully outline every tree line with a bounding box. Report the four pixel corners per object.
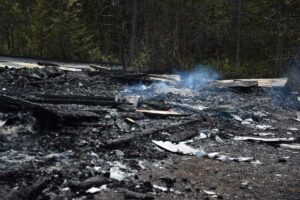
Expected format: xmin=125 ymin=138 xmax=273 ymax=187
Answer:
xmin=0 ymin=0 xmax=299 ymax=77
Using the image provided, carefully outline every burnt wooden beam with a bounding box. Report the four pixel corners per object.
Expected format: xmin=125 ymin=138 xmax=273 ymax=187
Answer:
xmin=26 ymin=98 xmax=120 ymax=106
xmin=110 ymin=73 xmax=153 ymax=84
xmin=69 ymin=176 xmax=110 ymax=190
xmin=0 ymin=94 xmax=100 ymax=124
xmin=0 ymin=94 xmax=61 ymax=119
xmin=102 ymin=118 xmax=203 ymax=148
xmin=35 ymin=94 xmax=115 ymax=101
xmin=27 ymin=79 xmax=65 ymax=85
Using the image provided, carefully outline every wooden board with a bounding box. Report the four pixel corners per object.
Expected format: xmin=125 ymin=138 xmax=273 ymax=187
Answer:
xmin=216 ymin=78 xmax=287 ymax=87
xmin=135 ymin=109 xmax=184 ymax=116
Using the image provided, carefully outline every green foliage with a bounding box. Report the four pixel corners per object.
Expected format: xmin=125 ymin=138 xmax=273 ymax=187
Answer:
xmin=0 ymin=0 xmax=299 ymax=78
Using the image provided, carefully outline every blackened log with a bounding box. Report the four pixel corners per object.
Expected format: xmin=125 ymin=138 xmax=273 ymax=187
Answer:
xmin=213 ymin=80 xmax=258 ymax=89
xmin=111 ymin=73 xmax=153 ymax=84
xmin=35 ymin=94 xmax=115 ymax=101
xmin=53 ymin=110 xmax=99 ymax=121
xmin=27 ymin=79 xmax=65 ymax=85
xmin=121 ymin=112 xmax=145 ymax=120
xmin=167 ymin=130 xmax=199 ymax=143
xmin=102 ymin=119 xmax=203 ymax=147
xmin=69 ymin=176 xmax=110 ymax=190
xmin=111 ymin=73 xmax=148 ymax=79
xmin=0 ymin=94 xmax=100 ymax=123
xmin=114 ymin=77 xmax=153 ymax=84
xmin=139 ymin=99 xmax=171 ymax=110
xmin=0 ymin=94 xmax=61 ymax=120
xmin=26 ymin=98 xmax=121 ymax=106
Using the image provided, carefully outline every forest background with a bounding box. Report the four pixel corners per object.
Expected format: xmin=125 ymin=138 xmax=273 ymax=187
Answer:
xmin=0 ymin=0 xmax=299 ymax=78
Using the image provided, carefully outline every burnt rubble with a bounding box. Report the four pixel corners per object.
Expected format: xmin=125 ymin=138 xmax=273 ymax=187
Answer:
xmin=0 ymin=61 xmax=299 ymax=200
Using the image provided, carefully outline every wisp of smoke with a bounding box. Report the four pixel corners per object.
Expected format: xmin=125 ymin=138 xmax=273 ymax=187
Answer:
xmin=121 ymin=65 xmax=220 ymax=98
xmin=123 ymin=82 xmax=148 ymax=94
xmin=175 ymin=66 xmax=220 ymax=89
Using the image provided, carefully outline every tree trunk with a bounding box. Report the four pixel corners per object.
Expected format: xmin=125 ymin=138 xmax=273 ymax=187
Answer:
xmin=173 ymin=15 xmax=181 ymax=69
xmin=121 ymin=21 xmax=128 ymax=71
xmin=129 ymin=0 xmax=137 ymax=70
xmin=39 ymin=26 xmax=43 ymax=57
xmin=230 ymin=0 xmax=241 ymax=69
xmin=235 ymin=0 xmax=241 ymax=70
xmin=10 ymin=26 xmax=14 ymax=53
xmin=6 ymin=32 xmax=10 ymax=52
xmin=276 ymin=0 xmax=288 ymax=76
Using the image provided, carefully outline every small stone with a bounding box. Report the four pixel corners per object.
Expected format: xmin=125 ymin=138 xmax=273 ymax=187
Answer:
xmin=181 ymin=178 xmax=188 ymax=182
xmin=240 ymin=181 xmax=249 ymax=189
xmin=203 ymin=190 xmax=216 ymax=195
xmin=209 ymin=186 xmax=217 ymax=190
xmin=115 ymin=150 xmax=125 ymax=157
xmin=160 ymin=177 xmax=176 ymax=188
xmin=278 ymin=158 xmax=287 ymax=163
xmin=143 ymin=181 xmax=153 ymax=189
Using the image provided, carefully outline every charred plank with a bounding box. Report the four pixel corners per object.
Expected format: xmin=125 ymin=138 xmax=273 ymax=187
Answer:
xmin=0 ymin=94 xmax=61 ymax=119
xmin=0 ymin=94 xmax=100 ymax=124
xmin=37 ymin=61 xmax=59 ymax=67
xmin=69 ymin=176 xmax=110 ymax=190
xmin=102 ymin=119 xmax=203 ymax=147
xmin=35 ymin=94 xmax=115 ymax=101
xmin=26 ymin=98 xmax=121 ymax=106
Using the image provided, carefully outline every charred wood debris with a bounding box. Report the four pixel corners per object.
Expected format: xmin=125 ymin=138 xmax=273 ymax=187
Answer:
xmin=0 ymin=61 xmax=299 ymax=200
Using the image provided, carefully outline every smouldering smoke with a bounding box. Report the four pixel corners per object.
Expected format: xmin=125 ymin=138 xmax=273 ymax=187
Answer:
xmin=121 ymin=65 xmax=220 ymax=98
xmin=176 ymin=66 xmax=220 ymax=89
xmin=123 ymin=83 xmax=148 ymax=93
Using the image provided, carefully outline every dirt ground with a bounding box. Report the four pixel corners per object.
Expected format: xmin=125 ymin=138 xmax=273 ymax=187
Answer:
xmin=0 ymin=60 xmax=299 ymax=199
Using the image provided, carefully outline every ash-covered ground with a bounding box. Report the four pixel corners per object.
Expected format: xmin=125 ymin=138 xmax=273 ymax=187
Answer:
xmin=0 ymin=61 xmax=299 ymax=200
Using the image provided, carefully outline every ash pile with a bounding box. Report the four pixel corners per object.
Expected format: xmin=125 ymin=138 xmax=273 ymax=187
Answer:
xmin=0 ymin=59 xmax=299 ymax=200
